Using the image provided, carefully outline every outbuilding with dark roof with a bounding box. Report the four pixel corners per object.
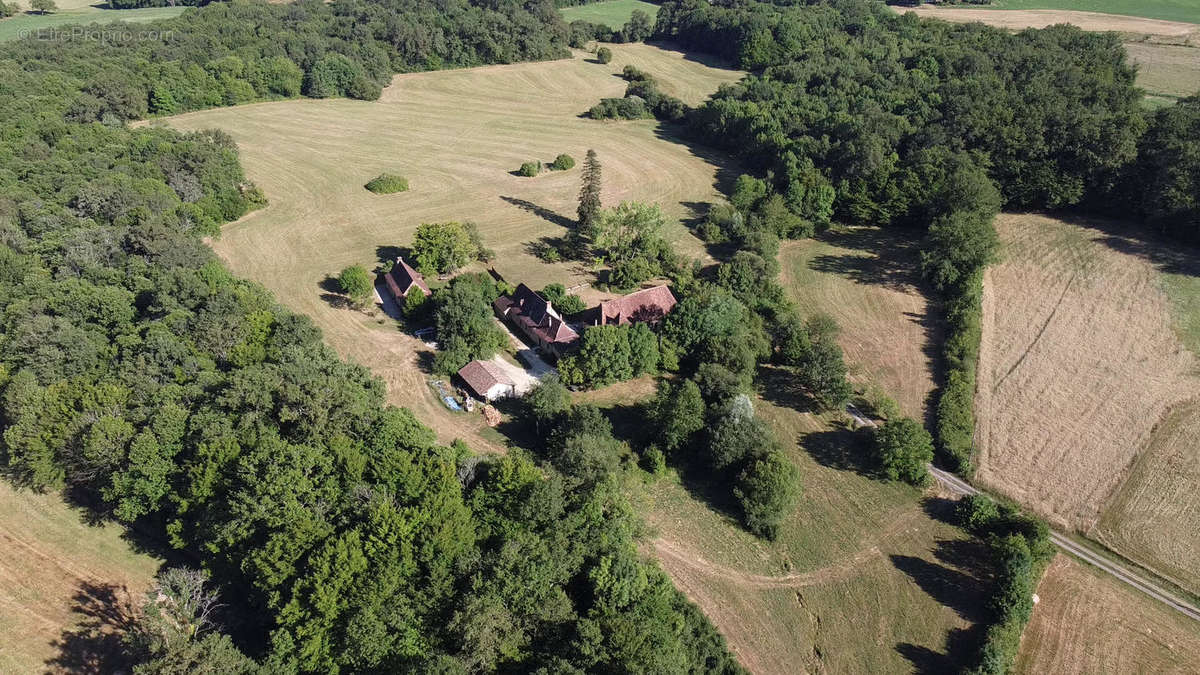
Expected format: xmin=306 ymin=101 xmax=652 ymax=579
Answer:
xmin=457 ymin=359 xmax=515 ymax=401
xmin=384 ymin=256 xmax=431 ymax=300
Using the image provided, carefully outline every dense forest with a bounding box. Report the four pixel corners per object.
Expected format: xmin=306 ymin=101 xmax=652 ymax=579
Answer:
xmin=2 ymin=0 xmax=1198 ymax=670
xmin=0 ymin=0 xmax=746 ymax=671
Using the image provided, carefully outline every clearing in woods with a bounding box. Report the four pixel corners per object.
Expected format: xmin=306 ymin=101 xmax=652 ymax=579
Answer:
xmin=0 ymin=0 xmax=186 ymax=43
xmin=1017 ymin=555 xmax=1200 ymax=673
xmin=974 ymin=213 xmax=1200 ymax=596
xmin=162 ymin=43 xmax=743 ymax=453
xmin=778 ymin=226 xmax=940 ymax=421
xmin=559 ymin=0 xmax=659 ymax=29
xmin=0 ymin=482 xmax=161 ymax=673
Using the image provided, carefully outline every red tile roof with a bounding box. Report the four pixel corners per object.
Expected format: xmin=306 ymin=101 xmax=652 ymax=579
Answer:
xmin=590 ymin=285 xmax=677 ymax=325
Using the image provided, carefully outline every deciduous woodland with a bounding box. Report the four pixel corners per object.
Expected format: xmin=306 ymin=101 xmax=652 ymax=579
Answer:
xmin=0 ymin=0 xmax=1197 ymax=672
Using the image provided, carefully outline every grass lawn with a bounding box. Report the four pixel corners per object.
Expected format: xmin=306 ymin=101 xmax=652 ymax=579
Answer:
xmin=163 ymin=43 xmax=743 ymax=455
xmin=778 ymin=226 xmax=940 ymax=421
xmin=0 ymin=4 xmax=185 ymax=42
xmin=1125 ymin=42 xmax=1200 ymax=101
xmin=637 ymin=396 xmax=991 ymax=673
xmin=559 ymin=0 xmax=658 ymax=29
xmin=0 ymin=482 xmax=161 ymax=672
xmin=953 ymin=0 xmax=1200 ymax=25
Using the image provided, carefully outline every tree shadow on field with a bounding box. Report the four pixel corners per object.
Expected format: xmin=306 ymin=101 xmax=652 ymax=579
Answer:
xmin=500 ymin=196 xmax=576 ymax=229
xmin=47 ymin=581 xmax=141 ymax=675
xmin=645 ymin=39 xmax=740 ymax=73
xmin=375 ymin=245 xmax=411 ymax=267
xmin=920 ymin=495 xmax=961 ymax=526
xmin=807 ymin=226 xmax=926 ymax=293
xmin=649 ymin=125 xmax=743 ymax=196
xmin=318 ymin=276 xmax=349 ymax=310
xmin=896 ymin=626 xmax=983 ymax=675
xmin=755 ymin=364 xmax=820 ymax=414
xmin=1063 ymin=212 xmax=1200 ymax=279
xmin=890 ymin=553 xmax=986 ymax=623
xmin=797 ymin=427 xmax=875 ymax=477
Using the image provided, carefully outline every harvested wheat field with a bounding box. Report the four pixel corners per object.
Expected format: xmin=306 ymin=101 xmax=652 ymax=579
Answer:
xmin=0 ymin=483 xmax=160 ymax=673
xmin=900 ymin=6 xmax=1200 ymax=38
xmin=1124 ymin=41 xmax=1200 ymax=99
xmin=642 ymin=398 xmax=988 ymax=673
xmin=779 ymin=227 xmax=939 ymax=419
xmin=1095 ymin=398 xmax=1200 ymax=595
xmin=163 ymin=43 xmax=742 ymax=451
xmin=1017 ymin=555 xmax=1200 ymax=674
xmin=975 ymin=214 xmax=1200 ymax=583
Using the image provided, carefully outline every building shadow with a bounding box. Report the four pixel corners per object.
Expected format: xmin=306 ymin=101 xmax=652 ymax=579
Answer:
xmin=47 ymin=581 xmax=142 ymax=675
xmin=375 ymin=245 xmax=410 ymax=267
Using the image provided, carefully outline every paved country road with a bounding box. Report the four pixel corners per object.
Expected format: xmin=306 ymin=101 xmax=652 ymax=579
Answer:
xmin=845 ymin=405 xmax=1200 ymax=623
xmin=928 ymin=465 xmax=1200 ymax=623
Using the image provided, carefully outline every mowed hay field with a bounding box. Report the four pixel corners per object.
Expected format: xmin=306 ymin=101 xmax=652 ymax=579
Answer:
xmin=974 ymin=214 xmax=1200 ymax=593
xmin=0 ymin=483 xmax=160 ymax=673
xmin=642 ymin=399 xmax=988 ymax=674
xmin=778 ymin=226 xmax=939 ymax=420
xmin=164 ymin=44 xmax=742 ymax=452
xmin=1017 ymin=555 xmax=1200 ymax=674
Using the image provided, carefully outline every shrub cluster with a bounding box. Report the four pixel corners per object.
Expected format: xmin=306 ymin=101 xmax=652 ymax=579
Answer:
xmin=539 ymin=282 xmax=587 ymax=314
xmin=518 ymin=159 xmax=542 ymax=177
xmin=550 ymin=153 xmax=576 ymax=170
xmin=648 ymin=365 xmax=800 ymax=539
xmin=431 ymin=273 xmax=509 ymax=374
xmin=587 ymin=68 xmax=689 ymax=122
xmin=364 ymin=173 xmax=409 ymax=194
xmin=955 ymin=495 xmax=1055 ymax=674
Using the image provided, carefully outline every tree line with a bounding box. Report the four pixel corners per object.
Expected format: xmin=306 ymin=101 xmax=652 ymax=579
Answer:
xmin=1 ymin=0 xmax=570 ymax=122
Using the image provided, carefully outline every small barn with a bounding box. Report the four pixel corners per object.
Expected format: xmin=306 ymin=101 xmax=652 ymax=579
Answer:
xmin=385 ymin=256 xmax=431 ymax=300
xmin=457 ymin=359 xmax=516 ymax=401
